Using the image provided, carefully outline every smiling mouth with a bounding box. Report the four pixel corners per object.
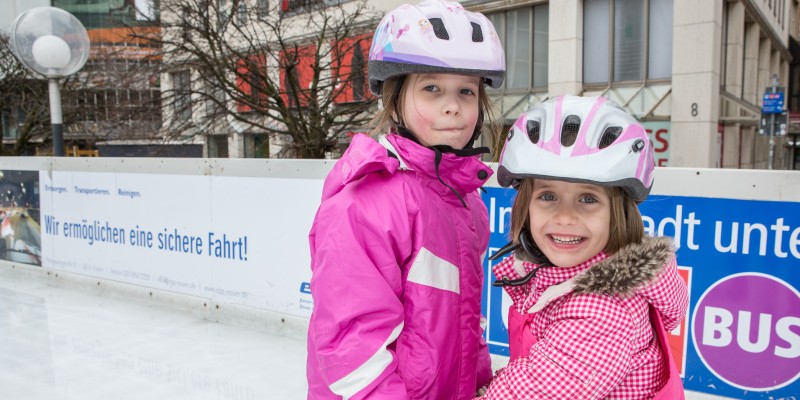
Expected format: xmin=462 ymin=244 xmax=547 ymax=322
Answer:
xmin=549 ymin=235 xmax=585 ymax=245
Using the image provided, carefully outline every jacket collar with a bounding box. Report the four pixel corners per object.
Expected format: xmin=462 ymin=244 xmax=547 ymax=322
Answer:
xmin=572 ymin=236 xmax=675 ymax=296
xmin=383 ymin=134 xmax=493 ymax=196
xmin=521 ymin=236 xmax=676 ymax=313
xmin=522 ymin=236 xmax=674 ymax=295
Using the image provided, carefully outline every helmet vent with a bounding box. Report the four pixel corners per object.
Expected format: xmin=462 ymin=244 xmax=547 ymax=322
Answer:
xmin=470 ymin=22 xmax=484 ymax=42
xmin=561 ymin=115 xmax=581 ymax=147
xmin=598 ymin=126 xmax=623 ymax=149
xmin=429 ymin=18 xmax=450 ymax=40
xmin=526 ymin=120 xmax=540 ymax=143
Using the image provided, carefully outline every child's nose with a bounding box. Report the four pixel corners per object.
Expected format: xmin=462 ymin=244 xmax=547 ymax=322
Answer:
xmin=442 ymin=97 xmax=460 ymax=115
xmin=553 ymin=204 xmax=578 ymax=224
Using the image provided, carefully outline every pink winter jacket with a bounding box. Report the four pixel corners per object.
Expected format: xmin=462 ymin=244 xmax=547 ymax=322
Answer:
xmin=307 ymin=133 xmax=494 ymax=400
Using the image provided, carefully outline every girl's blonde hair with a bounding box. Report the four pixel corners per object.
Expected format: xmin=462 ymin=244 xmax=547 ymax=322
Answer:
xmin=509 ymin=179 xmax=645 ymax=256
xmin=369 ymin=75 xmax=500 ymax=148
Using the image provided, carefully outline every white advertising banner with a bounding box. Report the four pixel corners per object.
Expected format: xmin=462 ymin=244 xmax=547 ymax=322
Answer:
xmin=39 ymin=171 xmax=321 ymax=318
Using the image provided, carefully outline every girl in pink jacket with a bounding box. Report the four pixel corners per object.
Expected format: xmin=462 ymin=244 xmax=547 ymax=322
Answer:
xmin=479 ymin=95 xmax=689 ymax=399
xmin=307 ymin=1 xmax=505 ymax=399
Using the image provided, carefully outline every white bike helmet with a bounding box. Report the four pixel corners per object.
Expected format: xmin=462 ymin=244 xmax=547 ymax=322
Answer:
xmin=368 ymin=0 xmax=505 ymax=95
xmin=497 ymin=95 xmax=655 ymax=202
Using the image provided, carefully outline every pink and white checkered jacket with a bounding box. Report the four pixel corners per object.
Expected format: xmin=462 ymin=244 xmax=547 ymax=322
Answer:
xmin=482 ymin=236 xmax=688 ymax=399
xmin=307 ymin=133 xmax=494 ymax=400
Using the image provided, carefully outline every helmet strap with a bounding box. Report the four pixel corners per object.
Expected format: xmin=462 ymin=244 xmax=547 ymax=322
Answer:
xmin=517 ymin=229 xmax=552 ymax=265
xmin=393 ymin=125 xmax=490 ymax=156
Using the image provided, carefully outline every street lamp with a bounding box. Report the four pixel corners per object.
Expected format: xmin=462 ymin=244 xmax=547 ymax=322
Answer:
xmin=9 ymin=7 xmax=89 ymax=156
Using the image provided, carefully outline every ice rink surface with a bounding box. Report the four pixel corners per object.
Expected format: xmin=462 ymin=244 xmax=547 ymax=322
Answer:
xmin=0 ymin=266 xmax=730 ymax=400
xmin=0 ymin=269 xmax=308 ymax=400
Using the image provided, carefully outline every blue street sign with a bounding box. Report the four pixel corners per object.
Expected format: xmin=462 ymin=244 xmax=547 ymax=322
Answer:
xmin=762 ymin=92 xmax=784 ymax=114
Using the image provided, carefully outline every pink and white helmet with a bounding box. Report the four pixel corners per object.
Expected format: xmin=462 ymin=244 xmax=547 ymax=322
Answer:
xmin=497 ymin=95 xmax=655 ymax=202
xmin=368 ymin=0 xmax=505 ymax=95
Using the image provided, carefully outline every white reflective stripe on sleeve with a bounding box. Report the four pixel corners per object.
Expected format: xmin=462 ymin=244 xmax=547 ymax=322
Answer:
xmin=329 ymin=322 xmax=404 ymax=399
xmin=407 ymin=247 xmax=460 ymax=294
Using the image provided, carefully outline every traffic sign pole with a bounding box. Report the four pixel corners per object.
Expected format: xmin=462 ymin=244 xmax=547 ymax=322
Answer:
xmin=762 ymin=75 xmax=784 ymax=170
xmin=770 ymin=90 xmax=775 ymax=170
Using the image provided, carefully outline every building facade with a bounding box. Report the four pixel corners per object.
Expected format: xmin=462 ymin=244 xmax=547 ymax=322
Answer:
xmin=466 ymin=0 xmax=797 ymax=169
xmin=52 ymin=0 xmax=174 ymax=157
xmin=158 ymin=0 xmax=798 ymax=169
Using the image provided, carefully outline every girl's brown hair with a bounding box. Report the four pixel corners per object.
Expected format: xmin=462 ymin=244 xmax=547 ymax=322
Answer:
xmin=509 ymin=179 xmax=645 ymax=256
xmin=369 ymin=75 xmax=501 ymax=147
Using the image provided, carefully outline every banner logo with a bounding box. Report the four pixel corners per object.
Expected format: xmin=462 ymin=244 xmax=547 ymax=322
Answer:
xmin=692 ymin=273 xmax=800 ymax=391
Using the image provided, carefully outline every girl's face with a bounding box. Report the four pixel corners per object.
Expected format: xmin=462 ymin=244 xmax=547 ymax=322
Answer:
xmin=528 ymin=180 xmax=611 ymax=268
xmin=400 ymin=73 xmax=481 ymax=149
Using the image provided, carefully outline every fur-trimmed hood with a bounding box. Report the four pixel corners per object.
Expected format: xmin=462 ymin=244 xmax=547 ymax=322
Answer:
xmin=573 ymin=236 xmax=675 ymax=296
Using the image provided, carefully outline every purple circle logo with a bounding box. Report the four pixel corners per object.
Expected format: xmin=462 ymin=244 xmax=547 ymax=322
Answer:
xmin=692 ymin=273 xmax=800 ymax=391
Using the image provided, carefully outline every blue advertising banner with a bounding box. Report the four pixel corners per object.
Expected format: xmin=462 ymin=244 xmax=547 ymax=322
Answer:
xmin=481 ymin=188 xmax=800 ymax=399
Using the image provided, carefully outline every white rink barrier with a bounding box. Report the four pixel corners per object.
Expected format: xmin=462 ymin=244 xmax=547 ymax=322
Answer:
xmin=0 ymin=156 xmax=797 ymax=400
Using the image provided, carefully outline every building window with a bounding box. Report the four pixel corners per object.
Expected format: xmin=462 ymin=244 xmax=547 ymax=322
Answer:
xmin=249 ymin=69 xmax=264 ymax=105
xmin=172 ymin=70 xmax=192 ymax=121
xmin=52 ymin=0 xmax=160 ymax=28
xmin=647 ymin=0 xmax=673 ymax=80
xmin=488 ymin=4 xmax=549 ymax=91
xmin=209 ymin=135 xmax=229 ymax=158
xmin=237 ymin=0 xmax=248 ymax=24
xmin=1 ymin=109 xmax=24 ymax=139
xmin=280 ymin=45 xmax=316 ymax=108
xmin=283 ymin=65 xmax=300 ymax=108
xmin=332 ymin=35 xmax=372 ymax=104
xmin=280 ymin=0 xmax=341 ymax=14
xmin=236 ymin=55 xmax=268 ymax=112
xmin=257 ymin=0 xmax=269 ymax=20
xmin=583 ymin=0 xmax=673 ymax=85
xmin=243 ymin=133 xmax=269 ymax=158
xmin=351 ymin=42 xmax=365 ymax=101
xmin=218 ymin=0 xmax=229 ymax=29
xmin=206 ymin=83 xmax=226 ymax=117
xmin=94 ymin=90 xmax=108 ymax=121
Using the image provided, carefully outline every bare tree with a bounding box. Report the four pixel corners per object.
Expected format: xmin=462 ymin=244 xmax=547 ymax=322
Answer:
xmin=151 ymin=0 xmax=379 ymax=158
xmin=0 ymin=34 xmax=53 ymax=155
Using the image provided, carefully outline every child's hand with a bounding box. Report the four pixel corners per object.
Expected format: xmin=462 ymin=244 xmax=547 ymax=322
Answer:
xmin=475 ymin=366 xmax=506 ymax=398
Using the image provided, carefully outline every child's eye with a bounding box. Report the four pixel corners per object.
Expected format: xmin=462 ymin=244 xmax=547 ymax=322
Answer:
xmin=579 ymin=195 xmax=598 ymax=204
xmin=460 ymin=88 xmax=476 ymax=95
xmin=538 ymin=192 xmax=556 ymax=201
xmin=423 ymin=85 xmax=439 ymax=92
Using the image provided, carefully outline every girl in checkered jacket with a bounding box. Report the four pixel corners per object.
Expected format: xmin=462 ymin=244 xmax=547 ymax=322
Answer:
xmin=478 ymin=95 xmax=689 ymax=399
